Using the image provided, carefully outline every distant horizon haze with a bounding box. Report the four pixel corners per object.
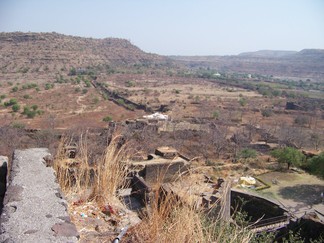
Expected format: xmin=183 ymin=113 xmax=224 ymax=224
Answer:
xmin=0 ymin=0 xmax=323 ymax=56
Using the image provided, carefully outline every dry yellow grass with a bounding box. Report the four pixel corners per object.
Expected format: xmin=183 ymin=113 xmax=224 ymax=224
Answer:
xmin=54 ymin=132 xmax=129 ymax=205
xmin=126 ymin=179 xmax=255 ymax=243
xmin=54 ymin=133 xmax=256 ymax=242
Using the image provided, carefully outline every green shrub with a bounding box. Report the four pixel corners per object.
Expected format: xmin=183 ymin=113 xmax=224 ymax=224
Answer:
xmin=4 ymin=98 xmax=17 ymax=107
xmin=212 ymin=111 xmax=219 ymax=119
xmin=117 ymin=99 xmax=125 ymax=105
xmin=23 ymin=106 xmax=30 ymax=114
xmin=125 ymin=80 xmax=135 ymax=87
xmin=23 ymin=94 xmax=31 ymax=99
xmin=84 ymin=80 xmax=91 ymax=87
xmin=22 ymin=83 xmax=38 ymax=89
xmin=11 ymin=86 xmax=19 ymax=92
xmin=238 ymin=148 xmax=257 ymax=159
xmin=69 ymin=67 xmax=76 ymax=76
xmin=239 ymin=97 xmax=247 ymax=106
xmin=12 ymin=104 xmax=20 ymax=112
xmin=31 ymin=104 xmax=38 ymax=111
xmin=37 ymin=110 xmax=44 ymax=115
xmin=45 ymin=83 xmax=54 ymax=90
xmin=103 ymin=116 xmax=113 ymax=122
xmin=261 ymin=109 xmax=272 ymax=117
xmin=23 ymin=106 xmax=35 ymax=118
xmin=11 ymin=122 xmax=25 ymax=129
xmin=20 ymin=67 xmax=29 ymax=73
xmin=304 ymin=153 xmax=324 ymax=179
xmin=26 ymin=110 xmax=37 ymax=118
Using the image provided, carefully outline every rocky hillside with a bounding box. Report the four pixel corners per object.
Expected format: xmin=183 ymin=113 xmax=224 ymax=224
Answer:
xmin=238 ymin=50 xmax=298 ymax=58
xmin=170 ymin=49 xmax=324 ymax=80
xmin=0 ymin=32 xmax=170 ymax=74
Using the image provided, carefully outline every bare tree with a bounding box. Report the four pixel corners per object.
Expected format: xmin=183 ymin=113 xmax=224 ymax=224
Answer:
xmin=260 ymin=125 xmax=278 ymax=144
xmin=245 ymin=116 xmax=261 ymax=141
xmin=230 ymin=128 xmax=251 ymax=160
xmin=309 ymin=131 xmax=323 ymax=151
xmin=209 ymin=123 xmax=229 ymax=158
xmin=278 ymin=126 xmax=307 ymax=149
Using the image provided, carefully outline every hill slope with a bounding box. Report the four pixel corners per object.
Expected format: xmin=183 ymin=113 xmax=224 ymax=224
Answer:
xmin=170 ymin=49 xmax=324 ymax=80
xmin=238 ymin=50 xmax=298 ymax=58
xmin=0 ymin=32 xmax=170 ymax=74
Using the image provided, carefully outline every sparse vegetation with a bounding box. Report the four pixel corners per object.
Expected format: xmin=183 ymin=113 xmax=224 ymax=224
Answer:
xmin=0 ymin=32 xmax=323 ymax=242
xmin=22 ymin=105 xmax=42 ymax=118
xmin=4 ymin=98 xmax=18 ymax=107
xmin=117 ymin=99 xmax=125 ymax=105
xmin=10 ymin=122 xmax=26 ymax=129
xmin=261 ymin=108 xmax=272 ymax=117
xmin=12 ymin=103 xmax=20 ymax=112
xmin=239 ymin=97 xmax=247 ymax=106
xmin=294 ymin=115 xmax=308 ymax=126
xmin=102 ymin=116 xmax=113 ymax=122
xmin=21 ymin=83 xmax=38 ymax=90
xmin=238 ymin=148 xmax=257 ymax=160
xmin=84 ymin=79 xmax=91 ymax=87
xmin=212 ymin=111 xmax=219 ymax=119
xmin=92 ymin=96 xmax=99 ymax=104
xmin=69 ymin=67 xmax=76 ymax=76
xmin=45 ymin=83 xmax=54 ymax=90
xmin=11 ymin=86 xmax=19 ymax=92
xmin=125 ymin=80 xmax=135 ymax=87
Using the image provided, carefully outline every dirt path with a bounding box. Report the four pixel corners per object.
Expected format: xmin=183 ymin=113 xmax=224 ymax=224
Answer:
xmin=75 ymin=94 xmax=87 ymax=114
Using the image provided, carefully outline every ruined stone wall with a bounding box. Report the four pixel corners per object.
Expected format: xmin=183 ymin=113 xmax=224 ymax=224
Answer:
xmin=144 ymin=161 xmax=188 ymax=184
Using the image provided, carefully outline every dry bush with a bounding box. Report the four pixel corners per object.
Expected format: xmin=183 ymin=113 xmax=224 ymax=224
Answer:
xmin=90 ymin=134 xmax=130 ymax=204
xmin=54 ymin=131 xmax=130 ymax=205
xmin=54 ymin=131 xmax=255 ymax=242
xmin=126 ymin=182 xmax=254 ymax=243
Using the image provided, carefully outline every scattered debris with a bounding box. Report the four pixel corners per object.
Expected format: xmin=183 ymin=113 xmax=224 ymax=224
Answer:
xmin=143 ymin=112 xmax=168 ymax=120
xmin=238 ymin=176 xmax=257 ymax=188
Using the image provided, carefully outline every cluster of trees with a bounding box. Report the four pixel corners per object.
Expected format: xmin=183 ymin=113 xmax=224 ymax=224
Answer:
xmin=271 ymin=147 xmax=324 ymax=178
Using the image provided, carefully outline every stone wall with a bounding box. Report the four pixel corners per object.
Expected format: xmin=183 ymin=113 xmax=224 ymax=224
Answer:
xmin=0 ymin=148 xmax=78 ymax=243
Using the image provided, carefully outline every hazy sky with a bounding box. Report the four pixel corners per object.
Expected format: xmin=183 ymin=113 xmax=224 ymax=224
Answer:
xmin=0 ymin=0 xmax=323 ymax=55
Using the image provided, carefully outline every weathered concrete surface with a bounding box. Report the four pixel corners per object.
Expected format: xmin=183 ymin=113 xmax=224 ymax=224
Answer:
xmin=0 ymin=156 xmax=8 ymax=210
xmin=0 ymin=148 xmax=79 ymax=243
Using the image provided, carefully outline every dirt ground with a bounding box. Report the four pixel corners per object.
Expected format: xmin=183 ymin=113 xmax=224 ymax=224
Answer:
xmin=256 ymin=171 xmax=324 ymax=216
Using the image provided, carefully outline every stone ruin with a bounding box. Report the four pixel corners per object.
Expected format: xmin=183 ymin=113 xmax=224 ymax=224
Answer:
xmin=129 ymin=146 xmax=190 ymax=184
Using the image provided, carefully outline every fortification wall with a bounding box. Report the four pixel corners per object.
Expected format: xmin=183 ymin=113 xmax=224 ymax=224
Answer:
xmin=0 ymin=148 xmax=78 ymax=243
